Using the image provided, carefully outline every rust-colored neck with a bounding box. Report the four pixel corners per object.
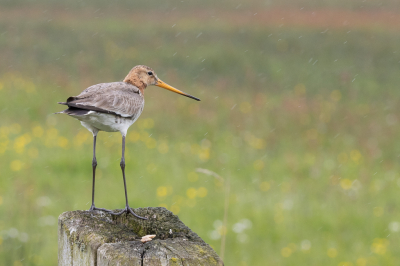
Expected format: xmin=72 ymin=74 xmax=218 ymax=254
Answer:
xmin=124 ymin=74 xmax=147 ymax=95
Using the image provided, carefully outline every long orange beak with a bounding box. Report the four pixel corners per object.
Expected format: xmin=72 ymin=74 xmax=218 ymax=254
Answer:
xmin=156 ymin=79 xmax=200 ymax=101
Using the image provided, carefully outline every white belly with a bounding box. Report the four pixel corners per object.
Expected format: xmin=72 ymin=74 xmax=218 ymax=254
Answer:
xmin=71 ymin=111 xmax=140 ymax=136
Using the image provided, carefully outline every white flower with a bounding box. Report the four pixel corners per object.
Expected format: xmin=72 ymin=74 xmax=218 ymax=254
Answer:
xmin=389 ymin=222 xmax=400 ymax=233
xmin=36 ymin=196 xmax=51 ymax=207
xmin=301 ymin=240 xmax=311 ymax=251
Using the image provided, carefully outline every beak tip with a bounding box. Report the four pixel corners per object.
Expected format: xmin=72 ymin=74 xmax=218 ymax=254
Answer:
xmin=189 ymin=95 xmax=201 ymax=101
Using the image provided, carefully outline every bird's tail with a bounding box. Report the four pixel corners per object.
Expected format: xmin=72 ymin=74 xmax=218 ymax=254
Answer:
xmin=54 ymin=102 xmax=69 ymax=114
xmin=54 ymin=110 xmax=66 ymax=115
xmin=55 ymin=107 xmax=89 ymax=116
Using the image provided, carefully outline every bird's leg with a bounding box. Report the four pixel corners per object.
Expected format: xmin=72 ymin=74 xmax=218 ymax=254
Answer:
xmin=88 ymin=134 xmax=121 ymax=214
xmin=120 ymin=135 xmax=129 ymax=207
xmin=89 ymin=135 xmax=97 ymax=211
xmin=88 ymin=135 xmax=147 ymax=219
xmin=118 ymin=135 xmax=147 ymax=219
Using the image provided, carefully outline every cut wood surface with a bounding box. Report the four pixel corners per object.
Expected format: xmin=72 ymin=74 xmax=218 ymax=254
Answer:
xmin=58 ymin=207 xmax=224 ymax=266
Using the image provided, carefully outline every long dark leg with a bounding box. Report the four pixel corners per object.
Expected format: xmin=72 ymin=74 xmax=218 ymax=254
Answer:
xmin=89 ymin=135 xmax=146 ymax=219
xmin=88 ymin=134 xmax=120 ymax=214
xmin=120 ymin=135 xmax=147 ymax=219
xmin=121 ymin=135 xmax=129 ymax=207
xmin=89 ymin=135 xmax=97 ymax=211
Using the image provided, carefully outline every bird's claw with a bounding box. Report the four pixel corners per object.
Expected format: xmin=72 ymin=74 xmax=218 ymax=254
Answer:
xmin=89 ymin=204 xmax=96 ymax=211
xmin=88 ymin=205 xmax=147 ymax=220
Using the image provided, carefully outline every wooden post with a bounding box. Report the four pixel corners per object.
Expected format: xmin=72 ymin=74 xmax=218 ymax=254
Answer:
xmin=58 ymin=207 xmax=224 ymax=266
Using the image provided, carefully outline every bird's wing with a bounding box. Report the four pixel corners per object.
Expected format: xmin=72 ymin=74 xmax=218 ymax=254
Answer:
xmin=62 ymin=82 xmax=144 ymax=118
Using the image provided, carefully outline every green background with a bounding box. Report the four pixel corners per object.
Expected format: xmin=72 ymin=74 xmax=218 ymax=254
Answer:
xmin=1 ymin=0 xmax=400 ymax=265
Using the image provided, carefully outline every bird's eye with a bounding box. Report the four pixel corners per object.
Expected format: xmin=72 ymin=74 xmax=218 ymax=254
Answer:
xmin=147 ymin=71 xmax=153 ymax=76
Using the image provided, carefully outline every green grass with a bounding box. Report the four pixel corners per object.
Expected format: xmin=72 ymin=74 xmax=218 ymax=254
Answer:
xmin=1 ymin=1 xmax=400 ymax=265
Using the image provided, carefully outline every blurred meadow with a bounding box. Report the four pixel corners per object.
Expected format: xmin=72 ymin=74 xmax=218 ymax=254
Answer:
xmin=1 ymin=0 xmax=400 ymax=265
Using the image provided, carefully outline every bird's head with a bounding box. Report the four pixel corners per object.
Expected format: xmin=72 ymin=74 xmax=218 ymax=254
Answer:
xmin=124 ymin=65 xmax=200 ymax=101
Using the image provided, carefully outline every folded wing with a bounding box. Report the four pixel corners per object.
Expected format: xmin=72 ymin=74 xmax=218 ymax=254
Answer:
xmin=59 ymin=82 xmax=144 ymax=118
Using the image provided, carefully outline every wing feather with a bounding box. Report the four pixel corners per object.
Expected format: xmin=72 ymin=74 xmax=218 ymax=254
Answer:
xmin=63 ymin=82 xmax=144 ymax=117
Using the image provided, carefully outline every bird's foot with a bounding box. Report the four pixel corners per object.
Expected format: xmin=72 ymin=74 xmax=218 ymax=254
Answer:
xmin=124 ymin=205 xmax=148 ymax=220
xmin=88 ymin=205 xmax=147 ymax=220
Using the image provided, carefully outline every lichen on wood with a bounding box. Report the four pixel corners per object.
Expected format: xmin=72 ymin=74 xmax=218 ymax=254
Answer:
xmin=58 ymin=207 xmax=224 ymax=266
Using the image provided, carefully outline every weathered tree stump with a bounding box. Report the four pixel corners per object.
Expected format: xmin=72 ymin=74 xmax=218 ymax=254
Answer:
xmin=58 ymin=207 xmax=224 ymax=266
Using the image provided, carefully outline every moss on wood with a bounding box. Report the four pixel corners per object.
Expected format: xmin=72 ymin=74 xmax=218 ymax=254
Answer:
xmin=58 ymin=207 xmax=223 ymax=265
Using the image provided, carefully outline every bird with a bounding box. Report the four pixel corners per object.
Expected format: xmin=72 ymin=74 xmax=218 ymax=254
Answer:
xmin=57 ymin=65 xmax=200 ymax=219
